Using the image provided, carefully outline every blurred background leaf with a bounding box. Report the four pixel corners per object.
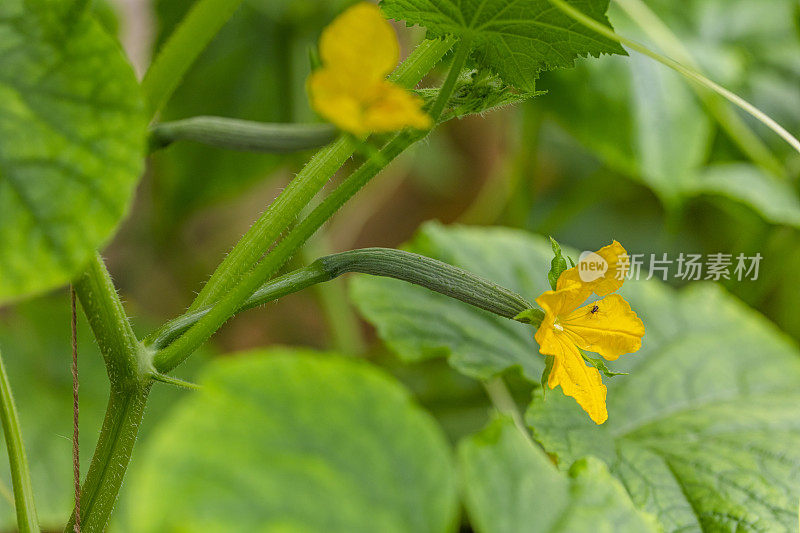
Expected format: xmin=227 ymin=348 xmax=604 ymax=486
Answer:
xmin=459 ymin=417 xmax=659 ymax=533
xmin=0 ymin=0 xmax=146 ymax=304
xmin=122 ymin=349 xmax=458 ymax=532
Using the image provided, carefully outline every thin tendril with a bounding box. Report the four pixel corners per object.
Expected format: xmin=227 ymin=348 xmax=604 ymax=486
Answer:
xmin=70 ymin=286 xmax=80 ymax=533
xmin=548 ymin=0 xmax=800 ymax=155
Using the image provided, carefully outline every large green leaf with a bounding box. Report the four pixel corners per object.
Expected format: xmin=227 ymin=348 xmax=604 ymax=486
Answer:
xmin=352 ymin=223 xmax=800 ymax=531
xmin=0 ymin=3 xmax=147 ymax=304
xmin=124 ymin=349 xmax=458 ymax=532
xmin=350 ymin=222 xmax=550 ymax=382
xmin=380 ymin=0 xmax=626 ymax=92
xmin=459 ymin=417 xmax=658 ymax=533
xmin=684 ymin=164 xmax=800 ymax=228
xmin=526 ymin=282 xmax=800 ymax=532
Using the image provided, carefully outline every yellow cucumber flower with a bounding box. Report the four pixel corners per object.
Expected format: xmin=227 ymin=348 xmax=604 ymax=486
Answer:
xmin=535 ymin=242 xmax=644 ymax=424
xmin=308 ymin=3 xmax=432 ymax=136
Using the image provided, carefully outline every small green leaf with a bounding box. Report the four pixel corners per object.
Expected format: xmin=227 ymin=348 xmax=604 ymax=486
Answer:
xmin=125 ymin=349 xmax=458 ymax=532
xmin=307 ymin=43 xmax=322 ymax=71
xmin=514 ymin=309 xmax=544 ymax=329
xmin=580 ymin=351 xmax=627 ymax=378
xmin=540 ymin=354 xmax=556 ymax=398
xmin=458 ymin=417 xmax=659 ymax=533
xmin=0 ymin=1 xmax=147 ymax=304
xmin=417 ymin=68 xmax=542 ymax=120
xmin=547 ymin=236 xmax=569 ymax=290
xmin=380 ymin=0 xmax=626 ymax=92
xmin=513 ymin=308 xmax=544 ymax=326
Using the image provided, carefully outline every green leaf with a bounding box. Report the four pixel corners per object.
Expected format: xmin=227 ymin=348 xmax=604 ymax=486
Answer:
xmin=124 ymin=349 xmax=458 ymax=532
xmin=514 ymin=308 xmax=544 ymax=326
xmin=540 ymin=354 xmax=555 ymax=398
xmin=417 ymin=69 xmax=541 ymax=121
xmin=581 ymin=352 xmax=627 ymax=378
xmin=459 ymin=417 xmax=659 ymax=533
xmin=639 ymin=0 xmax=800 ymax=158
xmin=380 ymin=0 xmax=626 ymax=92
xmin=547 ymin=236 xmax=568 ymax=290
xmin=526 ymin=281 xmax=800 ymax=532
xmin=545 ymin=0 xmax=800 ymax=210
xmin=682 ymin=163 xmax=800 ymax=228
xmin=0 ymin=2 xmax=147 ymax=304
xmin=350 ymin=223 xmax=552 ymax=381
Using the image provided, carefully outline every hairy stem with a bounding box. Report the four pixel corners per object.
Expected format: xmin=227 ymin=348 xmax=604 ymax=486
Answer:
xmin=158 ymin=38 xmax=471 ymax=369
xmin=187 ymin=134 xmax=356 ymax=310
xmin=147 ymin=248 xmax=532 ymax=352
xmin=142 ymin=0 xmax=247 ymax=115
xmin=0 ymin=350 xmax=39 ymax=533
xmin=69 ymin=255 xmax=152 ymax=532
xmin=188 ymin=37 xmax=456 ymax=311
xmin=147 ymin=263 xmax=331 ymax=350
xmin=64 ymin=387 xmax=150 ymax=533
xmin=149 ymin=118 xmax=336 ymax=153
xmin=428 ymin=37 xmax=471 ymax=122
xmin=301 ymin=234 xmax=366 ymax=355
xmin=154 ymin=133 xmax=421 ymax=371
xmin=73 ymin=254 xmax=143 ymax=385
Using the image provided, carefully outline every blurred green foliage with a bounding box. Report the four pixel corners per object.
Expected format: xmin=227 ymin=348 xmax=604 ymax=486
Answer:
xmin=459 ymin=417 xmax=659 ymax=532
xmin=0 ymin=0 xmax=146 ymax=305
xmin=1 ymin=0 xmax=799 ymax=531
xmin=123 ymin=350 xmax=458 ymax=532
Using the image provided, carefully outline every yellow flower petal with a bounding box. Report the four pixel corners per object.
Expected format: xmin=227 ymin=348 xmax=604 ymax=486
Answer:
xmin=308 ymin=3 xmax=431 ymax=136
xmin=538 ymin=327 xmax=608 ymax=424
xmin=534 ymin=282 xmax=589 ymax=321
xmin=318 ymin=3 xmax=398 ymax=86
xmin=557 ymin=240 xmax=628 ymax=296
xmin=309 ymin=74 xmax=431 ymax=135
xmin=560 ymin=294 xmax=645 ymax=361
xmin=308 ymin=69 xmax=369 ymax=135
xmin=363 ymin=81 xmax=432 ymax=132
